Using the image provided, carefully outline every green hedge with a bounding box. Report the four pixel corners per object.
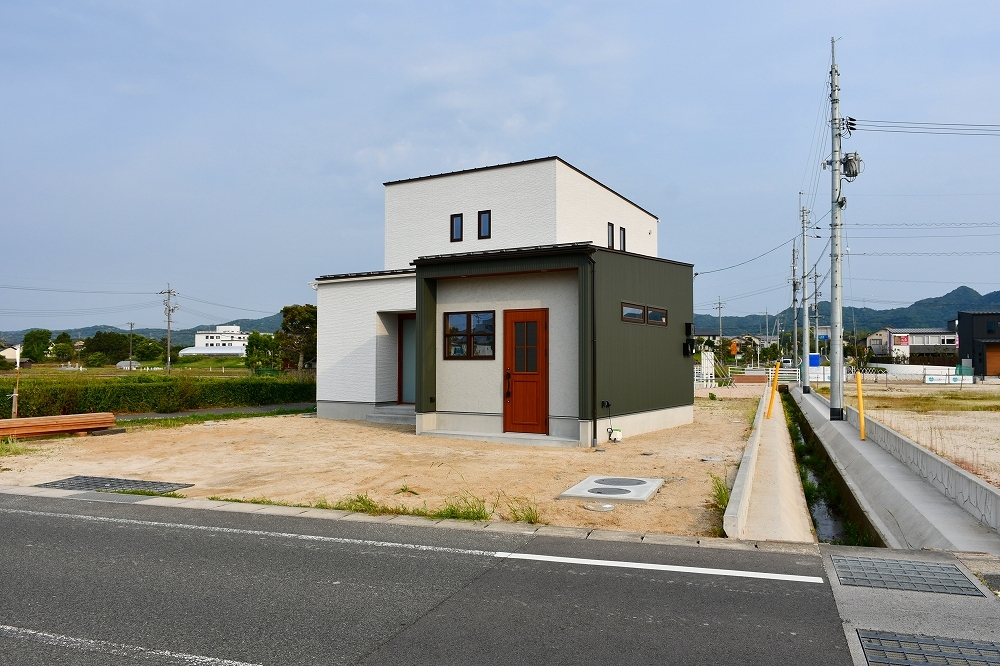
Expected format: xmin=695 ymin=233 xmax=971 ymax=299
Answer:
xmin=0 ymin=375 xmax=316 ymax=418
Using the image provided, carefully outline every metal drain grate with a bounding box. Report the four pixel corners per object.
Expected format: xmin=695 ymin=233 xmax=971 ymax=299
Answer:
xmin=859 ymin=630 xmax=1000 ymax=665
xmin=832 ymin=556 xmax=983 ymax=596
xmin=37 ymin=475 xmax=193 ymax=495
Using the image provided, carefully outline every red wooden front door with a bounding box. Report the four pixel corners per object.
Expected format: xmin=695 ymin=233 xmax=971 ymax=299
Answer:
xmin=503 ymin=309 xmax=548 ymax=434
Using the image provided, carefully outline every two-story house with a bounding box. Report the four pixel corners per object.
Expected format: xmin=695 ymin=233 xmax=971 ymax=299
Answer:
xmin=314 ymin=157 xmax=694 ymax=447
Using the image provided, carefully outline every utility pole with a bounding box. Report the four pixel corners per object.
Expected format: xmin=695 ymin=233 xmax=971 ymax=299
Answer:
xmin=828 ymin=37 xmax=845 ymax=420
xmin=160 ymin=285 xmax=178 ymax=374
xmin=792 ymin=241 xmax=799 ymax=375
xmin=814 ymin=273 xmax=821 ymax=356
xmin=127 ymin=322 xmax=135 ymax=370
xmin=714 ymin=298 xmax=725 ymax=340
xmin=801 ymin=195 xmax=811 ymax=393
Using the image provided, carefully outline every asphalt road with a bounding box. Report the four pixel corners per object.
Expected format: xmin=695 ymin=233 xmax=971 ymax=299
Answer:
xmin=0 ymin=494 xmax=852 ymax=665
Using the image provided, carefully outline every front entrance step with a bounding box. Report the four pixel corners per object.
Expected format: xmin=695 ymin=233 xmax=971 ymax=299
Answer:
xmin=365 ymin=404 xmax=415 ymax=425
xmin=419 ymin=429 xmax=584 ymax=448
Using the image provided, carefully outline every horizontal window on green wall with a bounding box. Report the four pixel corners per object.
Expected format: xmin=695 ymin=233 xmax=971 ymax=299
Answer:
xmin=621 ymin=303 xmax=645 ymax=323
xmin=647 ymin=307 xmax=668 ymax=326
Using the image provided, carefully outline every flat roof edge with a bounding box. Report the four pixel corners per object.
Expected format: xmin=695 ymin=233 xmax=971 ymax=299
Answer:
xmin=384 ymin=156 xmax=658 ymax=220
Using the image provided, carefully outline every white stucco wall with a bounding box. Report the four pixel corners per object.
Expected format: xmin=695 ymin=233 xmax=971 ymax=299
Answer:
xmin=316 ymin=274 xmax=415 ymax=406
xmin=384 ymin=160 xmax=558 ymax=270
xmin=434 ymin=271 xmax=579 ymax=432
xmin=554 ymin=160 xmax=658 ymax=257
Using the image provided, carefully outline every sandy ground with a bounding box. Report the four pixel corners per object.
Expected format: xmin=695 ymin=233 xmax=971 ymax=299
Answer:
xmin=0 ymin=398 xmax=757 ymax=535
xmin=837 ymin=382 xmax=1000 ymax=489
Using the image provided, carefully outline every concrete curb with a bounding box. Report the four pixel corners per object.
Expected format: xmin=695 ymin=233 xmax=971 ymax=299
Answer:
xmin=722 ymin=385 xmax=769 ymax=539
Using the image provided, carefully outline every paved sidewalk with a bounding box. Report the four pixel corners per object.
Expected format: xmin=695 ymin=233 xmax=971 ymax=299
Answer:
xmin=743 ymin=394 xmax=816 ymax=543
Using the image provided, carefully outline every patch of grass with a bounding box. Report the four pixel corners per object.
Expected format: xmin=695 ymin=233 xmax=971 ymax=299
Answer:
xmin=207 ymin=495 xmax=300 ymax=506
xmin=394 ymin=484 xmax=419 ymax=496
xmin=124 ymin=407 xmax=316 ymax=431
xmin=427 ymin=490 xmax=494 ymax=521
xmin=705 ymin=471 xmax=731 ymax=537
xmin=503 ymin=496 xmax=542 ymax=524
xmin=330 ymin=494 xmax=412 ymax=515
xmin=98 ymin=488 xmax=188 ymax=498
xmin=0 ymin=436 xmax=35 ymax=457
xmin=709 ymin=392 xmax=717 ymax=400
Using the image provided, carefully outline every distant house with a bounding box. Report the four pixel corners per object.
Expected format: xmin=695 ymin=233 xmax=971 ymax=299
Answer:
xmin=866 ymin=327 xmax=957 ymax=359
xmin=178 ymin=325 xmax=249 ymax=357
xmin=0 ymin=347 xmax=17 ymax=362
xmin=957 ymin=311 xmax=1000 ymax=376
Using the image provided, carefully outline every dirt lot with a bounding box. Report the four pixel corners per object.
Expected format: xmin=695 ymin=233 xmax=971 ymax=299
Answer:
xmin=833 ymin=382 xmax=1000 ymax=488
xmin=0 ymin=398 xmax=757 ymax=535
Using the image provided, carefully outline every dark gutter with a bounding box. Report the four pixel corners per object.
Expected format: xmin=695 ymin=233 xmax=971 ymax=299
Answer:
xmin=315 ymin=268 xmax=416 ymax=282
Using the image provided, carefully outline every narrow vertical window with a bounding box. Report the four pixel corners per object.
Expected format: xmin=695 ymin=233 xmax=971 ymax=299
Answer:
xmin=620 ymin=227 xmax=626 ymax=252
xmin=478 ymin=210 xmax=491 ymax=239
xmin=608 ymin=222 xmax=614 ymax=249
xmin=450 ymin=214 xmax=463 ymax=242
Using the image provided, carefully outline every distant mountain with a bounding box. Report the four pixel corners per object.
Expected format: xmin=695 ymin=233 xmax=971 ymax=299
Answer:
xmin=695 ymin=286 xmax=1000 ymax=337
xmin=0 ymin=313 xmax=283 ymax=347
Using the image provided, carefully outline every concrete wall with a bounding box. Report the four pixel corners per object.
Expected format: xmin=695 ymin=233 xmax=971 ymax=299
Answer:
xmin=316 ymin=274 xmax=415 ymax=412
xmin=844 ymin=404 xmax=1000 ymax=536
xmin=433 ymin=271 xmax=579 ymax=438
xmin=384 ymin=161 xmax=558 ymax=270
xmin=555 ymin=160 xmax=657 ymax=256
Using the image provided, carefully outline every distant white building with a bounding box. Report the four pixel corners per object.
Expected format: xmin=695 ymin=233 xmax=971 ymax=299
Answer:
xmin=866 ymin=327 xmax=957 ymax=359
xmin=178 ymin=325 xmax=249 ymax=357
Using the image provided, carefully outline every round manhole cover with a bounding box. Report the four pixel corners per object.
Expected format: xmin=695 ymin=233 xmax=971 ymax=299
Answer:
xmin=595 ymin=477 xmax=646 ymax=486
xmin=587 ymin=487 xmax=631 ymax=495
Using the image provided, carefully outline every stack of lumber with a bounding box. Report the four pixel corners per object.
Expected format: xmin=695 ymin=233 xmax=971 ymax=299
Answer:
xmin=0 ymin=413 xmax=116 ymax=439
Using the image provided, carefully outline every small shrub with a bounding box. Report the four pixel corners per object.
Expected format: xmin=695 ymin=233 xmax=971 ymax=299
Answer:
xmin=709 ymin=392 xmax=717 ymax=400
xmin=85 ymin=352 xmax=109 ymax=368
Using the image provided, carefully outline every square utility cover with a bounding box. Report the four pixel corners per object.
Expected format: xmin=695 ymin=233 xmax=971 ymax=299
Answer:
xmin=558 ymin=476 xmax=664 ymax=504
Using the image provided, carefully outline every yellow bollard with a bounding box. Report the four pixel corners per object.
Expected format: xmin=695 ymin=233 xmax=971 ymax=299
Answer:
xmin=766 ymin=361 xmax=781 ymax=419
xmin=856 ymin=370 xmax=866 ymax=440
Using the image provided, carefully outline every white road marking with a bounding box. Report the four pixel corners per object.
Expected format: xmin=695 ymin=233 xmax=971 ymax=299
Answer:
xmin=0 ymin=508 xmax=823 ymax=584
xmin=493 ymin=552 xmax=825 ymax=583
xmin=0 ymin=624 xmax=261 ymax=665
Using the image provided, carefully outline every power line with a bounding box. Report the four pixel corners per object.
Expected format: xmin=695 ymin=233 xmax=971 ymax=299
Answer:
xmin=0 ymin=285 xmax=156 ymax=295
xmin=694 ymin=235 xmax=797 ymax=276
xmin=846 ymin=222 xmax=1000 ymax=228
xmin=853 ymin=251 xmax=1000 ymax=256
xmin=176 ymin=293 xmax=273 ymax=314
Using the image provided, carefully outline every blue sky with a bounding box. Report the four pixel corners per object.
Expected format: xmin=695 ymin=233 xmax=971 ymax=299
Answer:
xmin=2 ymin=1 xmax=999 ymax=331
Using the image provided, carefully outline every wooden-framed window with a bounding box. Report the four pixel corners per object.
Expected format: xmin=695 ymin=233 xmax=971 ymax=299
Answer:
xmin=444 ymin=311 xmax=495 ymax=359
xmin=478 ymin=210 xmax=491 ymax=239
xmin=607 ymin=222 xmax=614 ymax=249
xmin=619 ymin=227 xmax=626 ymax=252
xmin=647 ymin=307 xmax=668 ymax=326
xmin=450 ymin=214 xmax=463 ymax=242
xmin=621 ymin=303 xmax=645 ymax=323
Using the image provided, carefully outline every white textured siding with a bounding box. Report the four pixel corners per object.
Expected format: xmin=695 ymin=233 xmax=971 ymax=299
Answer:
xmin=435 ymin=271 xmax=579 ymax=420
xmin=554 ymin=160 xmax=658 ymax=257
xmin=316 ymin=275 xmax=415 ymax=403
xmin=384 ymin=160 xmax=558 ymax=270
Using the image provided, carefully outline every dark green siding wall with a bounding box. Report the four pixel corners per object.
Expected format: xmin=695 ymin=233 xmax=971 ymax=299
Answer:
xmin=415 ymin=277 xmax=437 ymax=413
xmin=593 ymin=250 xmax=694 ymax=416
